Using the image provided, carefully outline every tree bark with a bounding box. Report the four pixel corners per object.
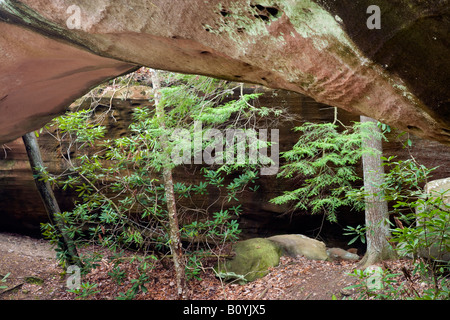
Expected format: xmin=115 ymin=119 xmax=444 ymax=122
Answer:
xmin=22 ymin=132 xmax=82 ymax=267
xmin=359 ymin=116 xmax=397 ymax=269
xmin=151 ymin=70 xmax=187 ymax=299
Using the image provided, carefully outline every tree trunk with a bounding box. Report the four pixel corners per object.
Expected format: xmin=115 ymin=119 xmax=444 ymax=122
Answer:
xmin=359 ymin=116 xmax=397 ymax=269
xmin=22 ymin=132 xmax=82 ymax=267
xmin=151 ymin=70 xmax=187 ymax=299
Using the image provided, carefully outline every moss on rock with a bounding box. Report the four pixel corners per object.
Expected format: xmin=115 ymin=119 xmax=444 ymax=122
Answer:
xmin=215 ymin=238 xmax=282 ymax=283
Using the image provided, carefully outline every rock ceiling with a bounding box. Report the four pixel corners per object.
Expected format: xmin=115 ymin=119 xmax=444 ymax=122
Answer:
xmin=0 ymin=0 xmax=449 ymax=144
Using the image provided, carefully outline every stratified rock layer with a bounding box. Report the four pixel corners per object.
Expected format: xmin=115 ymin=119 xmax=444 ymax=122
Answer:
xmin=1 ymin=88 xmax=449 ymax=240
xmin=0 ymin=1 xmax=449 ymax=144
xmin=267 ymin=234 xmax=329 ymax=260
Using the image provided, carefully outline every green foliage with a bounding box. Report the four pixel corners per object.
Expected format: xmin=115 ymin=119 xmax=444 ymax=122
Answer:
xmin=389 ymin=187 xmax=449 ymax=299
xmin=265 ymin=118 xmax=447 ymax=299
xmin=116 ymin=256 xmax=156 ymax=300
xmin=344 ymin=157 xmax=449 ymax=299
xmin=270 ymin=121 xmax=376 ymax=221
xmin=378 ymin=157 xmax=437 ymax=203
xmin=0 ymin=272 xmax=11 ymax=290
xmin=108 ymin=265 xmax=127 ymax=285
xmin=343 ymin=224 xmax=366 ymax=245
xmin=344 ymin=260 xmax=449 ymax=300
xmin=40 ymin=70 xmax=284 ymax=294
xmin=344 ymin=268 xmax=406 ymax=300
xmin=412 ymin=261 xmax=449 ymax=300
xmin=358 ymin=157 xmax=449 ymax=265
xmin=377 ymin=121 xmax=413 ymax=148
xmin=391 ymin=191 xmax=449 ymax=261
xmin=185 ymin=254 xmax=204 ymax=281
xmin=56 ymin=110 xmax=107 ymax=145
xmin=182 ymin=208 xmax=241 ymax=243
xmin=68 ymin=282 xmax=100 ymax=299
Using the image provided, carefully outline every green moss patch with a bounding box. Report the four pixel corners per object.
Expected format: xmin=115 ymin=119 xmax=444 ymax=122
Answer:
xmin=215 ymin=238 xmax=282 ymax=283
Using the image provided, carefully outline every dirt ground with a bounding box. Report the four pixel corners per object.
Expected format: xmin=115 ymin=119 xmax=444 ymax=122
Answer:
xmin=0 ymin=232 xmax=439 ymax=301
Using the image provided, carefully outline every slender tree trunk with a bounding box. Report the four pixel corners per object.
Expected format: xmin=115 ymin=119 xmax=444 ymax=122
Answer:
xmin=22 ymin=132 xmax=82 ymax=267
xmin=359 ymin=116 xmax=397 ymax=269
xmin=151 ymin=69 xmax=187 ymax=299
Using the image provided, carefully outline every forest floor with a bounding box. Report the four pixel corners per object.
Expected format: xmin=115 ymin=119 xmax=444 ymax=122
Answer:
xmin=0 ymin=232 xmax=442 ymax=301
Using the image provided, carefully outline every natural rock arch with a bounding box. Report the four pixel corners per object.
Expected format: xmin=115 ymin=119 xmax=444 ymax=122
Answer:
xmin=0 ymin=0 xmax=449 ymax=145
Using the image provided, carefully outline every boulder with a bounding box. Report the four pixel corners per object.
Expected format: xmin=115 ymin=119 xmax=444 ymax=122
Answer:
xmin=215 ymin=238 xmax=282 ymax=283
xmin=416 ymin=177 xmax=450 ymax=262
xmin=424 ymin=178 xmax=450 ymax=201
xmin=326 ymin=247 xmax=360 ymax=261
xmin=267 ymin=234 xmax=328 ymax=260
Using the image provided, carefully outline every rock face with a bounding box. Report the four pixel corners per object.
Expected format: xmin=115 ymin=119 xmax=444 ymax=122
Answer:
xmin=0 ymin=1 xmax=449 ymax=144
xmin=1 ymin=87 xmax=449 ymax=240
